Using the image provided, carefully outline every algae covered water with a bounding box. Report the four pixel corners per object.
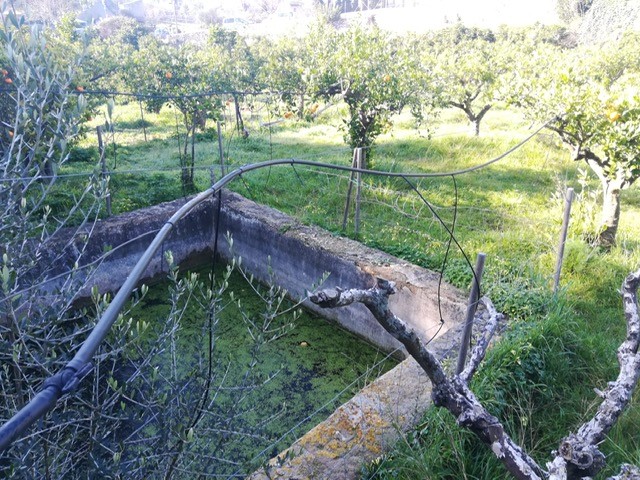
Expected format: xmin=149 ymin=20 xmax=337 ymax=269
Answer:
xmin=127 ymin=263 xmax=398 ymax=476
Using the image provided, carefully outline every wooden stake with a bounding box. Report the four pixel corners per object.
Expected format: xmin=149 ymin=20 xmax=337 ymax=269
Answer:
xmin=354 ymin=148 xmax=364 ymax=236
xmin=456 ymin=252 xmax=486 ymax=375
xmin=139 ymin=101 xmax=147 ymax=142
xmin=341 ymin=149 xmax=358 ymax=231
xmin=217 ymin=121 xmax=225 ymax=177
xmin=97 ymin=126 xmax=111 ymax=217
xmin=553 ymin=188 xmax=575 ymax=294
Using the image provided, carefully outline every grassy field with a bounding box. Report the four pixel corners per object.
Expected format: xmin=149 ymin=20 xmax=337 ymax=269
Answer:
xmin=63 ymin=99 xmax=640 ymax=478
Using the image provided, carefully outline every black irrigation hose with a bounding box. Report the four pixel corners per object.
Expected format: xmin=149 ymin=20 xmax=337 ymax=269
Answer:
xmin=0 ymin=118 xmax=552 ymax=452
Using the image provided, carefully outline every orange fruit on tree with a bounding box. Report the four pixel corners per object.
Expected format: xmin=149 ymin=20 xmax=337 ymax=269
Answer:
xmin=4 ymin=78 xmax=12 ymax=84
xmin=165 ymin=72 xmax=173 ymax=79
xmin=383 ymin=74 xmax=391 ymax=82
xmin=284 ymin=111 xmax=294 ymax=119
xmin=607 ymin=110 xmax=621 ymax=122
xmin=76 ymin=86 xmax=84 ymax=92
xmin=1 ymin=69 xmax=7 ymax=76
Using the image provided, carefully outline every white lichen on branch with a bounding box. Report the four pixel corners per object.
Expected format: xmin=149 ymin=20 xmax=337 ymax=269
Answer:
xmin=311 ymin=269 xmax=640 ymax=480
xmin=310 ymin=278 xmax=543 ymax=480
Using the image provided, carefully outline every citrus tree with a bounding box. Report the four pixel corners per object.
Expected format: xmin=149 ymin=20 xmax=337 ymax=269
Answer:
xmin=515 ymin=32 xmax=640 ymax=248
xmin=307 ymin=23 xmax=426 ymax=152
xmin=256 ymin=36 xmax=310 ymax=120
xmin=206 ymin=26 xmax=262 ymax=134
xmin=427 ymin=25 xmax=505 ymax=136
xmin=126 ymin=37 xmax=223 ymax=192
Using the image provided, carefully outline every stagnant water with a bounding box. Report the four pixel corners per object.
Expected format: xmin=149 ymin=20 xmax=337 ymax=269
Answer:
xmin=125 ymin=264 xmax=398 ymax=476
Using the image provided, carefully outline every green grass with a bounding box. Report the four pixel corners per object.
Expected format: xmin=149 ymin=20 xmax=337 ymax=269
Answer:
xmin=59 ymin=100 xmax=640 ymax=478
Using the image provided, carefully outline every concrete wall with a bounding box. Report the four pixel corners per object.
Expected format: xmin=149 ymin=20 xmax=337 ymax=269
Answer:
xmin=51 ymin=190 xmax=465 ymax=356
xmin=43 ymin=191 xmax=468 ymax=479
xmin=216 ymin=190 xmax=466 ymax=355
xmin=41 ymin=197 xmax=215 ymax=300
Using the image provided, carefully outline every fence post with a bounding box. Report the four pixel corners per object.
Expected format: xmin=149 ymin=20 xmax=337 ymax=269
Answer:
xmin=354 ymin=148 xmax=364 ymax=236
xmin=217 ymin=121 xmax=225 ymax=177
xmin=139 ymin=101 xmax=147 ymax=142
xmin=553 ymin=187 xmax=575 ymax=294
xmin=341 ymin=149 xmax=358 ymax=231
xmin=456 ymin=252 xmax=486 ymax=375
xmin=96 ymin=126 xmax=112 ymax=217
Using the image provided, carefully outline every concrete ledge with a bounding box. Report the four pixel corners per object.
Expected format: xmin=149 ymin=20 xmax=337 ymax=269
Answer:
xmin=248 ymin=324 xmax=465 ymax=480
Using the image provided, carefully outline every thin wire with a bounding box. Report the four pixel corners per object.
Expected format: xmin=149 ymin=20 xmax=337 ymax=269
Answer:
xmin=187 ymin=191 xmax=220 ymax=438
xmin=0 ymin=87 xmax=307 ymax=99
xmin=237 ymin=174 xmax=255 ymax=201
xmin=0 ymin=119 xmax=552 ymax=455
xmin=0 ymin=123 xmax=546 ymax=314
xmin=0 ymin=164 xmax=225 ymax=183
xmin=69 ymin=88 xmax=306 ymax=99
xmin=401 ymin=176 xmax=477 ymax=291
xmin=264 ymin=94 xmax=274 ymax=187
xmin=290 ymin=163 xmax=304 ymax=187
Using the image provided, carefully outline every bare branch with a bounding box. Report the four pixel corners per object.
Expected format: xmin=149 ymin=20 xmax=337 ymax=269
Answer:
xmin=310 ymin=279 xmax=447 ymax=386
xmin=548 ymin=268 xmax=640 ymax=479
xmin=311 ymin=278 xmax=545 ymax=480
xmin=460 ymin=297 xmax=503 ymax=383
xmin=607 ymin=464 xmax=640 ymax=480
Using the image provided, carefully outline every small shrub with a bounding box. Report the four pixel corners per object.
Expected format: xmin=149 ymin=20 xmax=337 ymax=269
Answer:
xmin=68 ymin=145 xmax=99 ymax=163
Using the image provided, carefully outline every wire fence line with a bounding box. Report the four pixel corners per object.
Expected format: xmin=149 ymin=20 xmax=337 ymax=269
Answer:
xmin=0 ymin=113 xmax=572 ymax=477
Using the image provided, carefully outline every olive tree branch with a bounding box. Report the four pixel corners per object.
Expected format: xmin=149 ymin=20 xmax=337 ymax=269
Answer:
xmin=312 ymin=269 xmax=640 ymax=480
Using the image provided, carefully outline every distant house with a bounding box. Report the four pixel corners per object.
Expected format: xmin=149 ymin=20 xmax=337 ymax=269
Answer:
xmin=78 ymin=0 xmax=119 ymax=24
xmin=120 ymin=0 xmax=147 ymax=22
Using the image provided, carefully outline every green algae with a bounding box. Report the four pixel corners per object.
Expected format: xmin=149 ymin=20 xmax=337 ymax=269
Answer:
xmin=128 ymin=263 xmax=398 ymax=475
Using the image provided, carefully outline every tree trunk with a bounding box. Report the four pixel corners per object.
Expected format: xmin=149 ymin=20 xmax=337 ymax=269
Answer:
xmin=470 ymin=104 xmax=491 ymax=137
xmin=297 ymin=93 xmax=305 ymax=120
xmin=597 ymin=179 xmax=622 ymax=249
xmin=449 ymin=102 xmax=491 ymax=137
xmin=232 ymin=93 xmax=245 ymax=133
xmin=471 ymin=118 xmax=481 ymax=136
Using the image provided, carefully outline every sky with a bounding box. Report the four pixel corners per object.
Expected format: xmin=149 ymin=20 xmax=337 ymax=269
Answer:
xmin=214 ymin=0 xmax=561 ymax=28
xmin=348 ymin=0 xmax=560 ymax=30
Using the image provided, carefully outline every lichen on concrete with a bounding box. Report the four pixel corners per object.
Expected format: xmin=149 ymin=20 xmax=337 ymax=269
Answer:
xmin=248 ymin=324 xmax=466 ymax=480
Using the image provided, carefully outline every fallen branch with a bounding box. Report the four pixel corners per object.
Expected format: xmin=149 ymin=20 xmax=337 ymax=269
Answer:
xmin=310 ymin=269 xmax=640 ymax=480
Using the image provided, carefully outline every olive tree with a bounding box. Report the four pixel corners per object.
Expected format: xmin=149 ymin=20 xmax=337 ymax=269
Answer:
xmin=0 ymin=7 xmax=110 ymax=476
xmin=0 ymin=9 xmax=296 ymax=478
